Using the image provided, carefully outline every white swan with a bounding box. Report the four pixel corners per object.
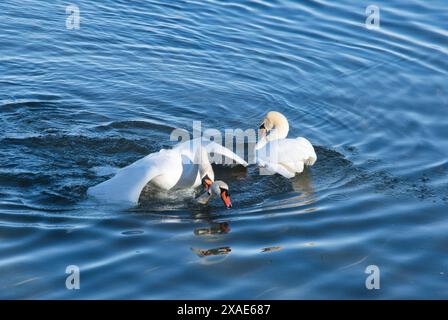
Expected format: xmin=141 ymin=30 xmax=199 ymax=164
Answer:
xmin=87 ymin=138 xmax=247 ymax=207
xmin=254 ymin=111 xmax=317 ymax=178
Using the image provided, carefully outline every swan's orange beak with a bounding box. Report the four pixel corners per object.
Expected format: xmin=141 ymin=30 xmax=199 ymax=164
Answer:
xmin=201 ymin=175 xmax=213 ymax=192
xmin=221 ymin=190 xmax=232 ymax=209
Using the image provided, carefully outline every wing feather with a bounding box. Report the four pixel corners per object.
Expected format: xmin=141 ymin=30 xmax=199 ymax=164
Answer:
xmin=87 ymin=150 xmax=181 ymax=205
xmin=174 ymin=138 xmax=248 ymax=167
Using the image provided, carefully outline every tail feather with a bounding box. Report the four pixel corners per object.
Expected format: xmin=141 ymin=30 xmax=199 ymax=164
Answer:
xmin=296 ymin=137 xmax=317 ymax=166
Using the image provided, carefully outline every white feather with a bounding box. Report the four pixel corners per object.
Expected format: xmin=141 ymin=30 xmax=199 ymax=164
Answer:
xmin=255 ymin=112 xmax=317 ymax=178
xmin=87 ymin=138 xmax=247 ymax=206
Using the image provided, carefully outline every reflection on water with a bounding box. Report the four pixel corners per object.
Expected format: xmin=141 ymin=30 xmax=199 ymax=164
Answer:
xmin=191 ymin=247 xmax=232 ymax=258
xmin=194 ymin=222 xmax=230 ymax=236
xmin=262 ymin=168 xmax=317 ymax=210
xmin=187 ymin=170 xmax=316 ymax=260
xmin=261 ymin=246 xmax=283 ymax=253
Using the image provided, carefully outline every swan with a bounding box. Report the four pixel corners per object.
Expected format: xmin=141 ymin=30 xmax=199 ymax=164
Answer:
xmin=195 ymin=180 xmax=232 ymax=208
xmin=87 ymin=138 xmax=247 ymax=208
xmin=254 ymin=111 xmax=317 ymax=178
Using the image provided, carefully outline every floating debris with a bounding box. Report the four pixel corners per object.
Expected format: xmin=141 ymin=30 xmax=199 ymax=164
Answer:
xmin=191 ymin=246 xmax=231 ymax=257
xmin=121 ymin=230 xmax=144 ymax=236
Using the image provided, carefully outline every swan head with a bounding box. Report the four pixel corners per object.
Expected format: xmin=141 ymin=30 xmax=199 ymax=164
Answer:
xmin=201 ymin=174 xmax=213 ymax=192
xmin=256 ymin=111 xmax=289 ymax=149
xmin=196 ymin=180 xmax=232 ymax=209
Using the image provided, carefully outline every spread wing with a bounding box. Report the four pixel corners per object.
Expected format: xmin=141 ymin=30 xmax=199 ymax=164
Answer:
xmin=204 ymin=140 xmax=248 ymax=166
xmin=87 ymin=149 xmax=181 ymax=206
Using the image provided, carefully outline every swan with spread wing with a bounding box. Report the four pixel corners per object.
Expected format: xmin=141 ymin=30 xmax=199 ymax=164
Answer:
xmin=88 ymin=138 xmax=247 ymax=208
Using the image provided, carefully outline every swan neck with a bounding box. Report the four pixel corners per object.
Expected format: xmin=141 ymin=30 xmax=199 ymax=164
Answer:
xmin=195 ymin=147 xmax=214 ymax=180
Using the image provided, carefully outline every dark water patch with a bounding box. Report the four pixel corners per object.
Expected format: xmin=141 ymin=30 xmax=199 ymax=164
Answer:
xmin=315 ymin=146 xmax=448 ymax=204
xmin=116 ymin=144 xmax=446 ymax=217
xmin=95 ymin=120 xmax=175 ymax=133
xmin=121 ymin=230 xmax=145 ymax=236
xmin=327 ymin=193 xmax=350 ymax=201
xmin=0 ymin=171 xmax=53 ymax=188
xmin=0 ymin=100 xmax=61 ymax=112
xmin=1 ymin=135 xmax=154 ymax=156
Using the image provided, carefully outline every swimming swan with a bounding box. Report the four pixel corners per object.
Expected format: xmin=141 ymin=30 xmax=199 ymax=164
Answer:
xmin=255 ymin=111 xmax=317 ymax=178
xmin=87 ymin=138 xmax=247 ymax=207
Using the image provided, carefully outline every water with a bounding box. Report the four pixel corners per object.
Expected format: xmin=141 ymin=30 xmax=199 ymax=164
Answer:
xmin=1 ymin=0 xmax=447 ymax=299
